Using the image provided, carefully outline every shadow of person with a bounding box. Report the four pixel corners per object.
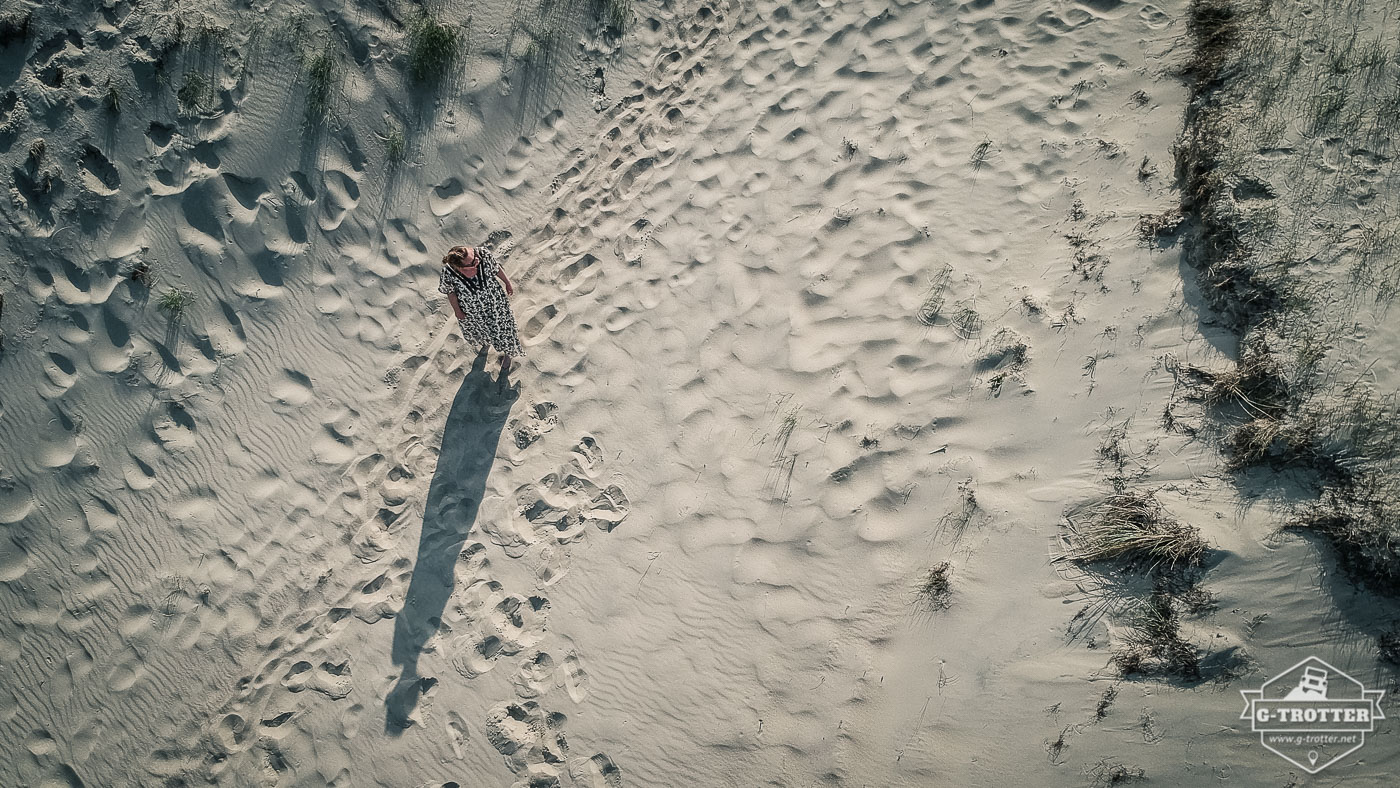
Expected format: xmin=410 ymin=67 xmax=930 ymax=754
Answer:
xmin=385 ymin=349 xmax=517 ymax=732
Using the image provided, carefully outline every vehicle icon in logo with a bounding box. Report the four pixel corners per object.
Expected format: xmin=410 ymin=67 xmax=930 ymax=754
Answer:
xmin=1240 ymin=656 xmax=1386 ymax=773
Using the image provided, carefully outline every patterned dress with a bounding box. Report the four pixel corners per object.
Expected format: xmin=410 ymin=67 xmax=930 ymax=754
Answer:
xmin=437 ymin=247 xmax=525 ymax=357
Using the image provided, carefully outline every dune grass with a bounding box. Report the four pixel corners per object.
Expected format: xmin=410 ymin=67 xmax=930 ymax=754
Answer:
xmin=407 ymin=13 xmax=460 ymax=83
xmin=916 ymin=263 xmax=953 ymax=326
xmin=1088 ymin=759 xmax=1147 ymax=788
xmin=1176 ymin=0 xmax=1400 ymax=602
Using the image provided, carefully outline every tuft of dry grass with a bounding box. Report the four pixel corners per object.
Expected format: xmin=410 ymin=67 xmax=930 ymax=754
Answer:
xmin=1111 ymin=591 xmax=1202 ymax=681
xmin=129 ymin=260 xmax=156 ymax=287
xmin=407 ymin=13 xmax=460 ymax=83
xmin=1293 ymin=478 xmax=1400 ymax=592
xmin=383 ymin=122 xmax=407 ymax=163
xmin=303 ymin=45 xmax=339 ymax=122
xmin=1087 ymin=758 xmax=1146 ymax=788
xmin=1182 ymin=0 xmax=1240 ymax=88
xmin=950 ymin=302 xmax=983 ymax=339
xmin=1379 ymin=628 xmax=1400 ymax=665
xmin=177 ymin=72 xmax=210 ymax=113
xmin=591 ymin=0 xmax=631 ymax=33
xmin=1058 ymin=490 xmax=1206 ymax=571
xmin=157 ymin=287 xmax=193 ymax=317
xmin=1137 ymin=208 xmax=1183 ymax=246
xmin=1191 ymin=333 xmax=1289 ymax=418
xmin=915 ymin=562 xmax=953 ymax=611
xmin=915 ymin=263 xmax=953 ymax=326
xmin=937 ymin=479 xmax=980 ymax=538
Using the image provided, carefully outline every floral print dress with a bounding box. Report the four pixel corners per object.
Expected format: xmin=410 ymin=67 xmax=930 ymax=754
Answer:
xmin=437 ymin=247 xmax=525 ymax=357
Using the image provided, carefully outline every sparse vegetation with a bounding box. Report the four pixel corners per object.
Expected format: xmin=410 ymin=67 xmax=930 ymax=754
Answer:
xmin=157 ymin=288 xmax=193 ymax=317
xmin=979 ymin=329 xmax=1030 ymax=394
xmin=407 ymin=13 xmax=460 ymax=83
xmin=978 ymin=328 xmax=1029 ymax=370
xmin=763 ymin=399 xmax=802 ymax=502
xmin=1171 ymin=0 xmax=1400 ymax=609
xmin=1094 ymin=685 xmax=1117 ymax=720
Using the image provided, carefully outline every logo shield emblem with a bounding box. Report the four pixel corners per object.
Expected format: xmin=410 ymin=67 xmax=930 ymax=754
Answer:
xmin=1240 ymin=656 xmax=1385 ymax=773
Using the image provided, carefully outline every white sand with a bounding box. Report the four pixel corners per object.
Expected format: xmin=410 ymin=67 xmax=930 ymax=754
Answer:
xmin=0 ymin=0 xmax=1396 ymax=786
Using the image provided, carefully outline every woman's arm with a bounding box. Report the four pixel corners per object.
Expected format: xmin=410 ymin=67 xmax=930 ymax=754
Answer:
xmin=495 ymin=265 xmax=514 ymax=296
xmin=448 ymin=291 xmax=466 ymax=320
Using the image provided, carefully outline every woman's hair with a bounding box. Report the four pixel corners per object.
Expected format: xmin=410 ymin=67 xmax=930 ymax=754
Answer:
xmin=442 ymin=245 xmax=474 ymax=267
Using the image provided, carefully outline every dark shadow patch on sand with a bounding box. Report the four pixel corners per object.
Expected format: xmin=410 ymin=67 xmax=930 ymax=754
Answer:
xmin=385 ymin=350 xmax=516 ymax=732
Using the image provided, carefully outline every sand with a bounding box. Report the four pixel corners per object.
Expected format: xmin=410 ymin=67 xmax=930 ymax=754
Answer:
xmin=0 ymin=0 xmax=1397 ymax=786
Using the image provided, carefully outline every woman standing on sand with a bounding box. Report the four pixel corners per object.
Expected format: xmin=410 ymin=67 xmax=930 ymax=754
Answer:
xmin=438 ymin=244 xmax=525 ymax=374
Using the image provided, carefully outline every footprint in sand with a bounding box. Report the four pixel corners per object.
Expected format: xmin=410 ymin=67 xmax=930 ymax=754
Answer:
xmin=317 ymin=168 xmax=360 ymax=231
xmin=281 ymin=659 xmax=353 ymax=700
xmin=559 ymin=652 xmax=591 ymax=703
xmin=507 ymin=400 xmax=558 ymax=451
xmin=520 ymin=303 xmax=566 ymax=345
xmin=447 ymin=582 xmax=550 ymax=680
xmin=483 ymin=700 xmax=569 ymax=776
xmin=511 ymin=650 xmax=556 ymax=699
xmin=446 ymin=710 xmax=470 ymax=759
xmin=569 ymin=754 xmax=624 ymax=788
xmin=554 ymin=253 xmax=601 ymax=294
xmin=0 ymin=476 xmax=35 ymax=525
xmin=498 ymin=435 xmax=631 ymax=554
xmin=268 ymin=368 xmax=314 ymax=406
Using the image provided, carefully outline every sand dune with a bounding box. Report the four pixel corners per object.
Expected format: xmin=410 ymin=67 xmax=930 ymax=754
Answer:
xmin=0 ymin=0 xmax=1397 ymax=785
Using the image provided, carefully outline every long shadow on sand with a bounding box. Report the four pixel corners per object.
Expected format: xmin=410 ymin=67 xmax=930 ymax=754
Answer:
xmin=385 ymin=350 xmax=516 ymax=732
